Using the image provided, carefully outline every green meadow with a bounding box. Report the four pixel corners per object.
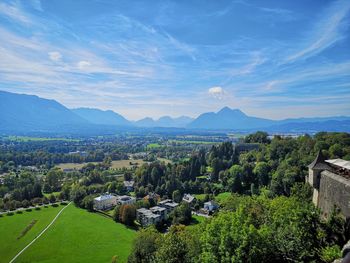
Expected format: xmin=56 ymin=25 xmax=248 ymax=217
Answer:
xmin=0 ymin=205 xmax=65 ymax=263
xmin=0 ymin=205 xmax=136 ymax=263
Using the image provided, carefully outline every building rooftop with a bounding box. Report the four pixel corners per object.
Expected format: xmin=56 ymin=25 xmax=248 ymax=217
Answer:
xmin=150 ymin=206 xmax=166 ymax=212
xmin=94 ymin=194 xmax=115 ymax=202
xmin=117 ymin=195 xmax=135 ymax=201
xmin=158 ymin=199 xmax=172 ymax=205
xmin=308 ymin=150 xmax=331 ymax=170
xmin=183 ymin=194 xmax=195 ymax=203
xmin=137 ymin=208 xmax=161 ymax=218
xmin=123 ymin=181 xmax=135 ymax=187
xmin=204 ymin=200 xmax=218 ymax=206
xmin=326 ymin=159 xmax=350 ymax=170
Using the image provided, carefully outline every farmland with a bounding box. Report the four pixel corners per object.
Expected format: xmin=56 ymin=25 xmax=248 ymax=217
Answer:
xmin=56 ymin=158 xmax=171 ymax=171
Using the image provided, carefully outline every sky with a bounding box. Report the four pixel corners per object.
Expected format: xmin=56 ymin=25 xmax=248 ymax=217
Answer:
xmin=0 ymin=0 xmax=349 ymax=120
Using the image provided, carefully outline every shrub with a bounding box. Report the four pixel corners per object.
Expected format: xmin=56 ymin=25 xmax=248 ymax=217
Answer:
xmin=16 ymin=210 xmax=23 ymax=214
xmin=26 ymin=208 xmax=32 ymax=212
xmin=0 ymin=214 xmax=3 ymax=218
xmin=60 ymin=201 xmax=68 ymax=206
xmin=320 ymin=245 xmax=342 ymax=263
xmin=7 ymin=212 xmax=14 ymax=216
xmin=51 ymin=203 xmax=59 ymax=207
xmin=44 ymin=205 xmax=48 ymax=208
xmin=34 ymin=207 xmax=41 ymax=211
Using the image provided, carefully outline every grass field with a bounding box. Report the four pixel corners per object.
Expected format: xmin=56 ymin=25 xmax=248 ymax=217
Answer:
xmin=56 ymin=162 xmax=96 ymax=170
xmin=147 ymin=143 xmax=162 ymax=149
xmin=187 ymin=215 xmax=207 ymax=230
xmin=56 ymin=158 xmax=170 ymax=171
xmin=0 ymin=205 xmax=65 ymax=263
xmin=43 ymin=192 xmax=61 ymax=198
xmin=16 ymin=205 xmax=136 ymax=263
xmin=215 ymin=192 xmax=231 ymax=203
xmin=194 ymin=193 xmax=206 ymax=201
xmin=110 ymin=159 xmax=146 ymax=169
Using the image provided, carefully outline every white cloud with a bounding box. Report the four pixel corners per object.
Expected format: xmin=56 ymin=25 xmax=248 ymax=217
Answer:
xmin=208 ymin=86 xmax=226 ymax=99
xmin=48 ymin=51 xmax=62 ymax=62
xmin=77 ymin=60 xmax=91 ymax=70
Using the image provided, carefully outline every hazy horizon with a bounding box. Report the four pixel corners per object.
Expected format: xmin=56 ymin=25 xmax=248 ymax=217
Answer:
xmin=0 ymin=0 xmax=350 ymax=120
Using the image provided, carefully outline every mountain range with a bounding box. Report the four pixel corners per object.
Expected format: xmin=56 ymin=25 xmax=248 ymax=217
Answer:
xmin=1 ymin=90 xmax=350 ymax=134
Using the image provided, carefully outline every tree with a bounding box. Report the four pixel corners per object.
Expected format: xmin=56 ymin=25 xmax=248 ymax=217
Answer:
xmin=113 ymin=205 xmax=121 ymax=222
xmin=172 ymin=190 xmax=182 ymax=203
xmin=82 ymin=195 xmax=94 ymax=212
xmin=70 ymin=186 xmax=87 ymax=207
xmin=120 ymin=204 xmax=136 ymax=226
xmin=253 ymin=162 xmax=270 ymax=186
xmin=128 ymin=227 xmax=160 ymax=263
xmin=46 ymin=169 xmax=62 ymax=192
xmin=154 ymin=225 xmax=193 ymax=263
xmin=171 ymin=203 xmax=192 ymax=225
xmin=49 ymin=194 xmax=56 ymax=203
xmin=245 ymin=131 xmax=270 ymax=144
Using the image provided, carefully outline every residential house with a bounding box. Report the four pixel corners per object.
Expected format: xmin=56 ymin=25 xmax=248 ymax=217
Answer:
xmin=123 ymin=180 xmax=135 ymax=192
xmin=94 ymin=194 xmax=117 ymax=210
xmin=137 ymin=199 xmax=179 ymax=227
xmin=182 ymin=194 xmax=196 ymax=205
xmin=150 ymin=206 xmax=167 ymax=219
xmin=204 ymin=201 xmax=219 ymax=213
xmin=158 ymin=199 xmax=179 ymax=213
xmin=136 ymin=208 xmax=161 ymax=227
xmin=116 ymin=195 xmax=136 ymax=205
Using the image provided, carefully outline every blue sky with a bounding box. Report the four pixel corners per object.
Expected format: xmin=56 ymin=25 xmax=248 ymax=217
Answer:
xmin=0 ymin=0 xmax=349 ymax=120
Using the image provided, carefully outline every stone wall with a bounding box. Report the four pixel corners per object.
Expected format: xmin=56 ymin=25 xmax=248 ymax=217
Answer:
xmin=318 ymin=170 xmax=350 ymax=218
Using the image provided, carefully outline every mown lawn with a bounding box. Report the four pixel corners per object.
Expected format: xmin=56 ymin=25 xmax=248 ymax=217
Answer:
xmin=17 ymin=205 xmax=136 ymax=263
xmin=187 ymin=215 xmax=207 ymax=230
xmin=0 ymin=205 xmax=65 ymax=263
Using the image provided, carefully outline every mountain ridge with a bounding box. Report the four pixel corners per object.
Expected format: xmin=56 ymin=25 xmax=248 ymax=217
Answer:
xmin=1 ymin=90 xmax=350 ymax=133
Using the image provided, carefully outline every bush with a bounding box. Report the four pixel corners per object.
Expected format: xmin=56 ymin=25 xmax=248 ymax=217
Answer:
xmin=44 ymin=205 xmax=48 ymax=208
xmin=320 ymin=245 xmax=342 ymax=263
xmin=26 ymin=208 xmax=32 ymax=212
xmin=60 ymin=201 xmax=68 ymax=206
xmin=35 ymin=207 xmax=41 ymax=211
xmin=51 ymin=203 xmax=59 ymax=207
xmin=0 ymin=214 xmax=3 ymax=218
xmin=7 ymin=212 xmax=14 ymax=216
xmin=16 ymin=210 xmax=23 ymax=214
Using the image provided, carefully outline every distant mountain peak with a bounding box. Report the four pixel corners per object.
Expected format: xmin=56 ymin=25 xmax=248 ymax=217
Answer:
xmin=217 ymin=107 xmax=246 ymax=117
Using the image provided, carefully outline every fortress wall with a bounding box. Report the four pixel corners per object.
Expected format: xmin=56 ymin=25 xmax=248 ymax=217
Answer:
xmin=318 ymin=170 xmax=350 ymax=218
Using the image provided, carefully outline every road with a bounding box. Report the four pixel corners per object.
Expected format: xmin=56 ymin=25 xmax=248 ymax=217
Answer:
xmin=8 ymin=202 xmax=71 ymax=263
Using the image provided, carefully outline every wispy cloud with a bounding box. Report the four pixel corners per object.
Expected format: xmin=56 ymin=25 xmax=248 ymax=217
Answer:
xmin=0 ymin=1 xmax=33 ymax=25
xmin=285 ymin=0 xmax=350 ymax=63
xmin=0 ymin=0 xmax=349 ymax=119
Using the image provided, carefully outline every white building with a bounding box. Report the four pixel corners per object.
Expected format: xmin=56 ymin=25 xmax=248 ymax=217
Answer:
xmin=182 ymin=194 xmax=196 ymax=204
xmin=94 ymin=194 xmax=117 ymax=210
